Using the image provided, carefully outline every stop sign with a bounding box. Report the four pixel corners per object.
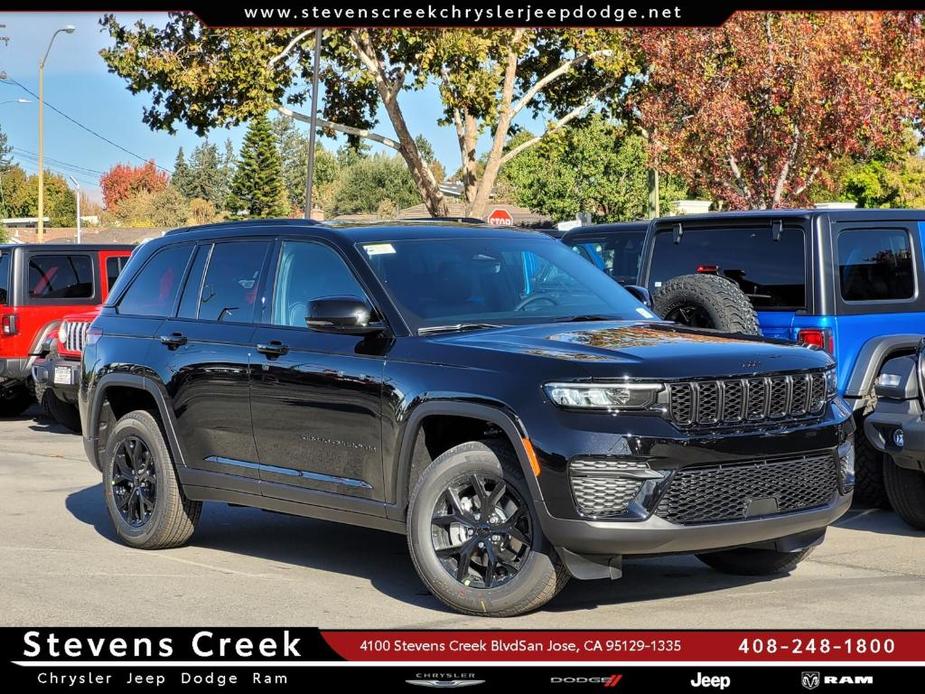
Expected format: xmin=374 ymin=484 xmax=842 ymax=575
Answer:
xmin=487 ymin=208 xmax=514 ymax=226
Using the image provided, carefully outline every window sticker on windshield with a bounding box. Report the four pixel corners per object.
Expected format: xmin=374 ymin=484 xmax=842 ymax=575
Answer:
xmin=364 ymin=243 xmax=396 ymax=256
xmin=636 ymin=307 xmax=656 ymax=319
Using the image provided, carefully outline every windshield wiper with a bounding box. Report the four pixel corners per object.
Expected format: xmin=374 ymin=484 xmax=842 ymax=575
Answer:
xmin=418 ymin=323 xmax=503 ymax=335
xmin=552 ymin=314 xmax=621 ymax=323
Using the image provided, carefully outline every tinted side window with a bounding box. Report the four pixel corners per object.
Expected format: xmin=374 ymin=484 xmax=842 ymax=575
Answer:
xmin=106 ymin=256 xmax=129 ymax=292
xmin=177 ymin=244 xmax=211 ymax=319
xmin=568 ymin=232 xmax=645 ymax=284
xmin=28 ymin=254 xmax=93 ymax=300
xmin=838 ymin=229 xmax=914 ymax=302
xmin=0 ymin=251 xmax=9 ymax=304
xmin=272 ymin=241 xmax=368 ymax=327
xmin=648 ymin=226 xmax=806 ymax=310
xmin=118 ymin=244 xmax=193 ymax=317
xmin=198 ymin=241 xmax=271 ymax=323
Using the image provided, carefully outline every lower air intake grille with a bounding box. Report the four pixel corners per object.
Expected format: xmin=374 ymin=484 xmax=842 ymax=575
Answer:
xmin=655 ymin=452 xmax=838 ymax=525
xmin=569 ymin=459 xmax=647 ymax=519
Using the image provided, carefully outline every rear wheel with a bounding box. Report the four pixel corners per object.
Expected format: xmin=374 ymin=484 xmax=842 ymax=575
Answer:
xmin=41 ymin=390 xmax=81 ymax=432
xmin=102 ymin=410 xmax=201 ymax=549
xmin=883 ymin=459 xmax=925 ymax=530
xmin=0 ymin=382 xmax=33 ymax=417
xmin=407 ymin=440 xmax=569 ymax=617
xmin=696 ymin=547 xmax=814 ymax=576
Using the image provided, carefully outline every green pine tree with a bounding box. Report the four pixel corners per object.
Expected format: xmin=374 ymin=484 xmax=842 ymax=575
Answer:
xmin=172 ymin=147 xmax=192 ymax=198
xmin=227 ymin=114 xmax=288 ymax=218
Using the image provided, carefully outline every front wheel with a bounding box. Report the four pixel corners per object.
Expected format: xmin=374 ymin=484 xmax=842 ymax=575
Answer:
xmin=42 ymin=390 xmax=81 ymax=432
xmin=407 ymin=440 xmax=569 ymax=617
xmin=883 ymin=459 xmax=925 ymax=530
xmin=696 ymin=547 xmax=814 ymax=576
xmin=0 ymin=383 xmax=33 ymax=417
xmin=102 ymin=410 xmax=201 ymax=549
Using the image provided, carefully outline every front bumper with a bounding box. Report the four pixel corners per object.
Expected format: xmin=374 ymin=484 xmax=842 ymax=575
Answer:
xmin=31 ymin=355 xmax=80 ymax=403
xmin=864 ymin=399 xmax=925 ymax=472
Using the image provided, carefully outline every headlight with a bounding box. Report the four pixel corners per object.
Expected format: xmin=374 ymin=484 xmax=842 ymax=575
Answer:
xmin=545 ymin=382 xmax=662 ymax=410
xmin=825 ymin=366 xmax=837 ymax=399
xmin=58 ymin=322 xmax=68 ymax=345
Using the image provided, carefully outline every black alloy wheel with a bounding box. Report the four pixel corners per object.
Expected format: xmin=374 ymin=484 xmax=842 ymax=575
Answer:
xmin=431 ymin=472 xmax=533 ymax=589
xmin=111 ymin=436 xmax=157 ymax=527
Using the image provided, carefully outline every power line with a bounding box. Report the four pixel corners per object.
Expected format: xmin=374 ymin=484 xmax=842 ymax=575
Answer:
xmin=13 ymin=147 xmax=105 ymax=176
xmin=3 ymin=77 xmax=173 ymax=175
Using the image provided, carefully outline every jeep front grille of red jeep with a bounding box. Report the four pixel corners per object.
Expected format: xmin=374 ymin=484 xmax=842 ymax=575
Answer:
xmin=59 ymin=320 xmax=91 ymax=357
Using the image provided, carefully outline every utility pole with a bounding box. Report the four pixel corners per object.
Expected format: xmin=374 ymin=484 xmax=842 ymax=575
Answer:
xmin=303 ymin=28 xmax=322 ymax=220
xmin=37 ymin=25 xmax=75 ymax=243
xmin=68 ymin=175 xmax=81 ymax=243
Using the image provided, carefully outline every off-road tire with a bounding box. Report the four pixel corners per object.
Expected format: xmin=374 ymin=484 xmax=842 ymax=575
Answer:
xmin=853 ymin=434 xmax=890 ymax=509
xmin=42 ymin=390 xmax=81 ymax=432
xmin=883 ymin=458 xmax=925 ymax=530
xmin=407 ymin=439 xmax=569 ymax=617
xmin=102 ymin=410 xmax=201 ymax=549
xmin=654 ymin=273 xmax=761 ymax=335
xmin=696 ymin=546 xmax=814 ymax=576
xmin=0 ymin=383 xmax=33 ymax=417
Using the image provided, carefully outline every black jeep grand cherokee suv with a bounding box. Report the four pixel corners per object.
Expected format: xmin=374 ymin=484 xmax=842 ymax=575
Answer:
xmin=80 ymin=220 xmax=855 ymax=616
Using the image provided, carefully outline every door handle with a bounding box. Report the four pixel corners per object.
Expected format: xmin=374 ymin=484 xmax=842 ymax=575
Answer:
xmin=256 ymin=340 xmax=289 ymax=357
xmin=159 ymin=332 xmax=187 ymax=349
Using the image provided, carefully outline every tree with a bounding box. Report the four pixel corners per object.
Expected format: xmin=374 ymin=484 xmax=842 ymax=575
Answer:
xmin=632 ymin=12 xmax=925 ymax=209
xmin=226 ymin=114 xmax=288 ymax=218
xmin=502 ymin=116 xmax=685 ymax=222
xmin=100 ymin=161 xmax=168 ymax=209
xmin=182 ymin=141 xmax=226 ymax=209
xmin=0 ymin=125 xmax=13 ymax=172
xmin=105 ymin=184 xmax=190 ymax=227
xmin=331 ymin=152 xmax=421 ymax=216
xmin=172 ymin=147 xmax=193 ymax=198
xmin=270 ymin=114 xmax=339 ymax=214
xmin=100 ymin=17 xmax=633 ymax=218
xmin=0 ymin=165 xmax=76 ymax=226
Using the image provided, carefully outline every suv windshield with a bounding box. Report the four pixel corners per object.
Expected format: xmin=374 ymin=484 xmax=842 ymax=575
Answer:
xmin=0 ymin=250 xmax=9 ymax=304
xmin=360 ymin=236 xmax=652 ymax=331
xmin=567 ymin=232 xmax=646 ymax=284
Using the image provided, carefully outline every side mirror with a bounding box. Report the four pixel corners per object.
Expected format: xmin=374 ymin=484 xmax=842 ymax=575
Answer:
xmin=306 ymin=297 xmax=384 ymax=335
xmin=623 ymin=284 xmax=652 ymax=308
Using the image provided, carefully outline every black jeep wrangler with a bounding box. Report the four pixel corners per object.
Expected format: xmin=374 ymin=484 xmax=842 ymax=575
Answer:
xmin=80 ymin=220 xmax=854 ymax=616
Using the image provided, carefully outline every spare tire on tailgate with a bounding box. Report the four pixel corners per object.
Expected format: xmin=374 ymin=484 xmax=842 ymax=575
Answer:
xmin=654 ymin=274 xmax=760 ymax=335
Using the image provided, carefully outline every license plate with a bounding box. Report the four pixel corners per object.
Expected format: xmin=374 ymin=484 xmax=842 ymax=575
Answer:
xmin=53 ymin=366 xmax=73 ymax=385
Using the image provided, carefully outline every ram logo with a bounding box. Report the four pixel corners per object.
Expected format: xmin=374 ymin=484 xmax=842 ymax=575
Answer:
xmin=801 ymin=672 xmax=820 ymax=690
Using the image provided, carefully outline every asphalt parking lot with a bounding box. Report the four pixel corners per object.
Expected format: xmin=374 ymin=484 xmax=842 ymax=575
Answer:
xmin=1 ymin=406 xmax=924 ymax=629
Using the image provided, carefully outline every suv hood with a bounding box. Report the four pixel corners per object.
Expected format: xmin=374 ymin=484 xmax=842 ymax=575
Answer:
xmin=430 ymin=321 xmax=832 ymax=380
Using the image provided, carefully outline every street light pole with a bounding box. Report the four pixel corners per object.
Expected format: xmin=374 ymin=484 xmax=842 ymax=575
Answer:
xmin=303 ymin=28 xmax=322 ymax=220
xmin=37 ymin=24 xmax=75 ymax=244
xmin=67 ymin=175 xmax=80 ymax=243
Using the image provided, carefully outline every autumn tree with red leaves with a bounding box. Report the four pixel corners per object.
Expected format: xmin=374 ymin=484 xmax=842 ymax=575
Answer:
xmin=100 ymin=161 xmax=169 ymax=209
xmin=632 ymin=12 xmax=925 ymax=209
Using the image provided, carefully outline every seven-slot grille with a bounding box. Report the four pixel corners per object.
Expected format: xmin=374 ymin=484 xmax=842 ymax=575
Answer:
xmin=655 ymin=452 xmax=838 ymax=525
xmin=668 ymin=373 xmax=826 ymax=428
xmin=60 ymin=320 xmax=91 ymax=354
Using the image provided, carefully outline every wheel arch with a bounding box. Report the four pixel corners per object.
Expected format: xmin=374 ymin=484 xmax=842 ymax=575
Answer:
xmin=390 ymin=400 xmax=542 ymax=519
xmin=844 ymin=334 xmax=922 ymax=408
xmin=87 ymin=373 xmax=187 ymax=473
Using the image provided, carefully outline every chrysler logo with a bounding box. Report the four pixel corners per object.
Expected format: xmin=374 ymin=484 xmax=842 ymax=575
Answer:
xmin=405 ymin=680 xmax=485 ymax=688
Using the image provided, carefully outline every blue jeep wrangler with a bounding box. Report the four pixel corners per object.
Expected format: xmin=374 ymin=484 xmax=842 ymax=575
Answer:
xmin=631 ymin=209 xmax=925 ymax=507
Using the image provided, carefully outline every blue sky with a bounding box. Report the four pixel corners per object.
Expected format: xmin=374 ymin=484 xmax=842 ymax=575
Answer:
xmin=0 ymin=12 xmax=545 ymax=203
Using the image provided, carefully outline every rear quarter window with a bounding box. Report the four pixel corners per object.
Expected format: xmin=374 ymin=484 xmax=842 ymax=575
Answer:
xmin=648 ymin=225 xmax=807 ymax=310
xmin=837 ymin=228 xmax=914 ymax=302
xmin=28 ymin=254 xmax=94 ymax=300
xmin=0 ymin=251 xmax=9 ymax=304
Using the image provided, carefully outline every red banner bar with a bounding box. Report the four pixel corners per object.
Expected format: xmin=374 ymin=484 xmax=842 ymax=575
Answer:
xmin=322 ymin=631 xmax=925 ymax=662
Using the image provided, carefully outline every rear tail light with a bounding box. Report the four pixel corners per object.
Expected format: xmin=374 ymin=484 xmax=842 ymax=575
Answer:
xmin=797 ymin=328 xmax=835 ymax=355
xmin=1 ymin=313 xmax=17 ymax=336
xmin=696 ymin=264 xmax=719 ymax=274
xmin=86 ymin=325 xmax=103 ymax=347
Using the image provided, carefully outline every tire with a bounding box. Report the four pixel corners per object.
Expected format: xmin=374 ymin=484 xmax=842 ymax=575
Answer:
xmin=653 ymin=274 xmax=761 ymax=335
xmin=407 ymin=439 xmax=569 ymax=617
xmin=696 ymin=546 xmax=814 ymax=576
xmin=883 ymin=458 xmax=925 ymax=530
xmin=102 ymin=409 xmax=201 ymax=549
xmin=852 ymin=434 xmax=890 ymax=509
xmin=42 ymin=390 xmax=81 ymax=432
xmin=0 ymin=383 xmax=33 ymax=417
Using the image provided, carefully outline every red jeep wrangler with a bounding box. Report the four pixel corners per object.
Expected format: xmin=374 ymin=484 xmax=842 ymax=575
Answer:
xmin=0 ymin=243 xmax=133 ymax=417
